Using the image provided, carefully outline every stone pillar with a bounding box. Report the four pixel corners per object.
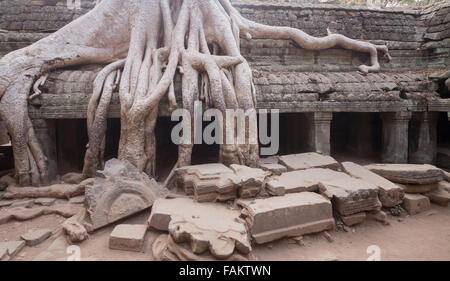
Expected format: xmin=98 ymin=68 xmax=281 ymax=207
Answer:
xmin=381 ymin=112 xmax=411 ymax=163
xmin=31 ymin=119 xmax=58 ymax=181
xmin=306 ymin=112 xmax=333 ymax=155
xmin=409 ymin=112 xmax=438 ymax=164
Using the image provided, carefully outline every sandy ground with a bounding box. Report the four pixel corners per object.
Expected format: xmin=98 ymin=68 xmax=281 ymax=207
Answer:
xmin=1 ymin=201 xmax=449 ymax=261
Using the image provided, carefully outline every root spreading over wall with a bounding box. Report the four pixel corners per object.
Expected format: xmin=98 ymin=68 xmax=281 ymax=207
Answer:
xmin=0 ymin=0 xmax=390 ymax=186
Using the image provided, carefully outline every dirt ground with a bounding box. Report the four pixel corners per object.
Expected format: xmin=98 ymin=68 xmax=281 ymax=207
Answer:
xmin=1 ymin=201 xmax=449 ymax=261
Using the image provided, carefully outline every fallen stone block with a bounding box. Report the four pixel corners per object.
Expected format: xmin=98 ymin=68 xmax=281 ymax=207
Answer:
xmin=230 ymin=164 xmax=269 ymax=198
xmin=175 ymin=163 xmax=240 ymax=202
xmin=319 ymin=178 xmax=381 ymax=216
xmin=402 ymin=194 xmax=430 ymax=215
xmin=0 ymin=240 xmax=25 ymax=259
xmin=148 ymin=197 xmax=251 ymax=259
xmin=257 ymin=156 xmax=287 ymax=176
xmin=279 ymin=152 xmax=340 ymax=171
xmin=424 ymin=187 xmax=450 ymax=207
xmin=365 ymin=164 xmax=444 ymax=185
xmin=84 ymin=159 xmax=159 ymax=232
xmin=34 ymin=198 xmax=56 ymax=207
xmin=339 ymin=212 xmax=366 ymax=226
xmin=21 ymin=228 xmax=52 ymax=246
xmin=342 ymin=162 xmax=404 ymax=207
xmin=109 ymin=224 xmax=147 ymax=252
xmin=266 ymin=168 xmax=350 ymax=196
xmin=366 ymin=210 xmax=390 ymax=225
xmin=398 ymin=183 xmax=438 ymax=194
xmin=237 ymin=192 xmax=335 ymax=244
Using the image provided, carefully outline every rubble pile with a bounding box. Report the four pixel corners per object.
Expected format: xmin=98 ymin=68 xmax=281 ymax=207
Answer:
xmin=0 ymin=154 xmax=448 ymax=261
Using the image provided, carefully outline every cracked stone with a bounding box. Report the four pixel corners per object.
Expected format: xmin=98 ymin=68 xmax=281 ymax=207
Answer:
xmin=402 ymin=194 xmax=430 ymax=215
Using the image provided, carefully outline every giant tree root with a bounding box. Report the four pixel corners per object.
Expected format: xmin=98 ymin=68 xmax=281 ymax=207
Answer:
xmin=62 ymin=209 xmax=89 ymax=244
xmin=0 ymin=204 xmax=83 ymax=225
xmin=0 ymin=0 xmax=392 ymax=185
xmin=2 ymin=179 xmax=93 ymax=200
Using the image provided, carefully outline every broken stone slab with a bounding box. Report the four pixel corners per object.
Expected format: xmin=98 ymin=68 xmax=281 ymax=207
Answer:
xmin=21 ymin=228 xmax=52 ymax=246
xmin=318 ymin=178 xmax=381 ymax=216
xmin=230 ymin=164 xmax=269 ymax=198
xmin=175 ymin=163 xmax=241 ymax=202
xmin=339 ymin=212 xmax=366 ymax=226
xmin=148 ymin=197 xmax=251 ymax=259
xmin=342 ymin=162 xmax=404 ymax=207
xmin=84 ymin=159 xmax=159 ymax=232
xmin=257 ymin=156 xmax=287 ymax=176
xmin=237 ymin=192 xmax=335 ymax=244
xmin=398 ymin=183 xmax=439 ymax=194
xmin=279 ymin=152 xmax=340 ymax=171
xmin=365 ymin=164 xmax=444 ymax=185
xmin=424 ymin=187 xmax=450 ymax=207
xmin=0 ymin=240 xmax=25 ymax=259
xmin=402 ymin=194 xmax=430 ymax=215
xmin=34 ymin=198 xmax=56 ymax=207
xmin=109 ymin=224 xmax=147 ymax=252
xmin=266 ymin=168 xmax=350 ymax=196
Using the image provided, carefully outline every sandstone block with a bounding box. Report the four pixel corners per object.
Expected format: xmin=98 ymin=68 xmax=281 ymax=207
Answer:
xmin=21 ymin=228 xmax=52 ymax=246
xmin=399 ymin=183 xmax=438 ymax=194
xmin=148 ymin=197 xmax=251 ymax=260
xmin=424 ymin=187 xmax=450 ymax=207
xmin=237 ymin=192 xmax=335 ymax=244
xmin=279 ymin=152 xmax=340 ymax=171
xmin=266 ymin=168 xmax=350 ymax=196
xmin=402 ymin=194 xmax=430 ymax=215
xmin=340 ymin=212 xmax=366 ymax=226
xmin=342 ymin=161 xmax=404 ymax=207
xmin=257 ymin=156 xmax=287 ymax=175
xmin=319 ymin=178 xmax=381 ymax=216
xmin=365 ymin=164 xmax=444 ymax=185
xmin=84 ymin=159 xmax=159 ymax=232
xmin=109 ymin=224 xmax=147 ymax=252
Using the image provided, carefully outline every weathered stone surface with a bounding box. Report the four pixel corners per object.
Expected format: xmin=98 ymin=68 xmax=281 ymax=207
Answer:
xmin=319 ymin=178 xmax=381 ymax=216
xmin=279 ymin=153 xmax=340 ymax=171
xmin=366 ymin=210 xmax=390 ymax=225
xmin=424 ymin=187 xmax=450 ymax=207
xmin=443 ymin=170 xmax=450 ymax=182
xmin=258 ymin=156 xmax=287 ymax=176
xmin=402 ymin=194 xmax=431 ymax=215
xmin=342 ymin=161 xmax=404 ymax=207
xmin=109 ymin=224 xmax=147 ymax=252
xmin=20 ymin=228 xmax=52 ymax=246
xmin=0 ymin=240 xmax=25 ymax=259
xmin=34 ymin=198 xmax=56 ymax=207
xmin=63 ymin=210 xmax=88 ymax=244
xmin=398 ymin=183 xmax=439 ymax=194
xmin=340 ymin=212 xmax=366 ymax=226
xmin=84 ymin=159 xmax=159 ymax=232
xmin=365 ymin=164 xmax=444 ymax=184
xmin=148 ymin=197 xmax=251 ymax=259
xmin=230 ymin=164 xmax=269 ymax=198
xmin=175 ymin=163 xmax=241 ymax=202
xmin=266 ymin=168 xmax=350 ymax=196
xmin=237 ymin=192 xmax=335 ymax=244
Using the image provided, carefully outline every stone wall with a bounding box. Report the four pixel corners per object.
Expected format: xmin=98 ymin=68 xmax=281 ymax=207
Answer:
xmin=0 ymin=0 xmax=448 ymax=72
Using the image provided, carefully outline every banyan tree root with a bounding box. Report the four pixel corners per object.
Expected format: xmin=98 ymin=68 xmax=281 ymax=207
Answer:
xmin=2 ymin=179 xmax=93 ymax=200
xmin=0 ymin=0 xmax=391 ymax=185
xmin=0 ymin=204 xmax=83 ymax=225
xmin=62 ymin=209 xmax=89 ymax=244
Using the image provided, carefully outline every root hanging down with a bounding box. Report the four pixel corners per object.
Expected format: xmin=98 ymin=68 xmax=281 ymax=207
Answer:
xmin=0 ymin=0 xmax=392 ymax=185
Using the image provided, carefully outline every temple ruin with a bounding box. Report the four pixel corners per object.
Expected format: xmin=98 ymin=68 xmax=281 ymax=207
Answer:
xmin=0 ymin=0 xmax=449 ymax=262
